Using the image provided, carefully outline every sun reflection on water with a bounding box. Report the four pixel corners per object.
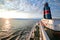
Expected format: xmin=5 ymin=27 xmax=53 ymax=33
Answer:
xmin=2 ymin=18 xmax=11 ymax=31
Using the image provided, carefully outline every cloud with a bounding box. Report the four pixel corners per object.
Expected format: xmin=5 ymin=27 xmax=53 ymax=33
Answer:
xmin=0 ymin=0 xmax=41 ymax=13
xmin=0 ymin=0 xmax=60 ymax=18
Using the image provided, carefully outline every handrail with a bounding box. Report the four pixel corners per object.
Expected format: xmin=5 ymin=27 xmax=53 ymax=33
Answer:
xmin=40 ymin=24 xmax=50 ymax=40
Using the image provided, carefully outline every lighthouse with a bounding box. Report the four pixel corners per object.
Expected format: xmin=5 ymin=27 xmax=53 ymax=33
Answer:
xmin=43 ymin=2 xmax=52 ymax=19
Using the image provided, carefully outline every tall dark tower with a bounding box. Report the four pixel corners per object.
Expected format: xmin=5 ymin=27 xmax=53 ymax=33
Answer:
xmin=43 ymin=2 xmax=52 ymax=19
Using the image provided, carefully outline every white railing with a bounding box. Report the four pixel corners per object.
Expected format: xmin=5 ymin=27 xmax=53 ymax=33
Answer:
xmin=40 ymin=24 xmax=50 ymax=40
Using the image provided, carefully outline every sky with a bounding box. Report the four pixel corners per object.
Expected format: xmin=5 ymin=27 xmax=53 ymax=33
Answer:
xmin=0 ymin=0 xmax=60 ymax=18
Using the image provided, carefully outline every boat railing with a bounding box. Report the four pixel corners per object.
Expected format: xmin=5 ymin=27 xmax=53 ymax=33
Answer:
xmin=40 ymin=24 xmax=50 ymax=40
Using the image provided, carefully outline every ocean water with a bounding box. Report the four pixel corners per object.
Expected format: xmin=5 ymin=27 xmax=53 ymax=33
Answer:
xmin=53 ymin=19 xmax=60 ymax=25
xmin=0 ymin=18 xmax=40 ymax=30
xmin=0 ymin=18 xmax=40 ymax=39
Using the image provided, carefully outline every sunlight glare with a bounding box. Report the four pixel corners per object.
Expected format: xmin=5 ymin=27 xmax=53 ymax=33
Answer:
xmin=0 ymin=9 xmax=30 ymax=18
xmin=1 ymin=19 xmax=11 ymax=31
